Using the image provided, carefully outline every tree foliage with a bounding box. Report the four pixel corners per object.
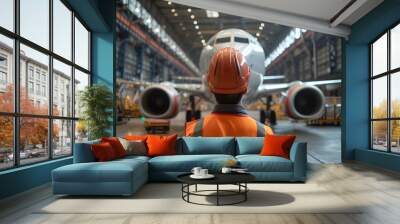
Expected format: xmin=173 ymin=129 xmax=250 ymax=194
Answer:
xmin=0 ymin=85 xmax=59 ymax=150
xmin=79 ymin=84 xmax=113 ymax=140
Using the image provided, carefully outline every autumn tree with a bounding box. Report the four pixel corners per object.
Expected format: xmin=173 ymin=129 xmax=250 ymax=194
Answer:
xmin=0 ymin=85 xmax=59 ymax=152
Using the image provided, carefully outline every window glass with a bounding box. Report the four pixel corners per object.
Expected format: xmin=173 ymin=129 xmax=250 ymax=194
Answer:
xmin=74 ymin=69 xmax=89 ymax=118
xmin=391 ymin=24 xmax=400 ymax=70
xmin=372 ymin=33 xmax=387 ymax=76
xmin=391 ymin=120 xmax=400 ymax=153
xmin=74 ymin=18 xmax=89 ymax=70
xmin=372 ymin=76 xmax=387 ymax=119
xmin=0 ymin=116 xmax=13 ymax=170
xmin=0 ymin=0 xmax=14 ymax=31
xmin=20 ymin=44 xmax=49 ymax=115
xmin=0 ymin=34 xmax=14 ymax=112
xmin=391 ymin=72 xmax=400 ymax=118
xmin=75 ymin=120 xmax=88 ymax=143
xmin=53 ymin=119 xmax=72 ymax=157
xmin=372 ymin=121 xmax=388 ymax=151
xmin=20 ymin=117 xmax=49 ymax=165
xmin=53 ymin=0 xmax=72 ymax=60
xmin=53 ymin=59 xmax=72 ymax=117
xmin=20 ymin=0 xmax=49 ymax=49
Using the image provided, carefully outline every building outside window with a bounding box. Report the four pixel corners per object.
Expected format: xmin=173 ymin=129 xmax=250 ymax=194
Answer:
xmin=0 ymin=0 xmax=91 ymax=170
xmin=370 ymin=23 xmax=400 ymax=154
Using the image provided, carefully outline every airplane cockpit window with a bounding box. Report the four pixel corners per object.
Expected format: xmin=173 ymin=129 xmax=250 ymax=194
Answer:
xmin=215 ymin=37 xmax=231 ymax=44
xmin=234 ymin=37 xmax=249 ymax=44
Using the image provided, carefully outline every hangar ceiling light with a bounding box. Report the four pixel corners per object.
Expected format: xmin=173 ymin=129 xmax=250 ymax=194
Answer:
xmin=187 ymin=8 xmax=191 ymax=12
xmin=195 ymin=25 xmax=199 ymax=29
xmin=206 ymin=10 xmax=219 ymax=18
xmin=190 ymin=14 xmax=195 ymax=19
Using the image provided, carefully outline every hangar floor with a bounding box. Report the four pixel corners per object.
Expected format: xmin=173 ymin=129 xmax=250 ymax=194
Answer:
xmin=117 ymin=111 xmax=341 ymax=164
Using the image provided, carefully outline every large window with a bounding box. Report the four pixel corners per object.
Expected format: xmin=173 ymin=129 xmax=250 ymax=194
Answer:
xmin=370 ymin=23 xmax=400 ymax=153
xmin=0 ymin=0 xmax=91 ymax=170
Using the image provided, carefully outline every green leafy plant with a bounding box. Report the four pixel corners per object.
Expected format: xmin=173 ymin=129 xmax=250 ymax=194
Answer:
xmin=79 ymin=84 xmax=113 ymax=140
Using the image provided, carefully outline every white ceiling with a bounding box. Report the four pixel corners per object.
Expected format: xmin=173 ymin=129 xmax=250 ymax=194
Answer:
xmin=170 ymin=0 xmax=384 ymax=37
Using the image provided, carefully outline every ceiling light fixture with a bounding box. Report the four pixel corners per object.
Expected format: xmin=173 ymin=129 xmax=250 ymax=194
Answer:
xmin=195 ymin=25 xmax=199 ymax=29
xmin=171 ymin=8 xmax=176 ymax=13
xmin=174 ymin=13 xmax=178 ymax=16
xmin=190 ymin=14 xmax=195 ymax=19
xmin=193 ymin=20 xmax=197 ymax=25
xmin=167 ymin=1 xmax=172 ymax=5
xmin=259 ymin=26 xmax=263 ymax=30
xmin=256 ymin=32 xmax=260 ymax=37
xmin=206 ymin=10 xmax=219 ymax=18
xmin=260 ymin=22 xmax=265 ymax=27
xmin=197 ymin=31 xmax=202 ymax=35
xmin=187 ymin=8 xmax=192 ymax=12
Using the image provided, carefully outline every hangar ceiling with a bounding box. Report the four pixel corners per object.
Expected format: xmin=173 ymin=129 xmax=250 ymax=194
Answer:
xmin=138 ymin=0 xmax=291 ymax=67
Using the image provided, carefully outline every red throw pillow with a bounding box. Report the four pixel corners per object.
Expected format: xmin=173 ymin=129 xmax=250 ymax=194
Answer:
xmin=91 ymin=142 xmax=117 ymax=161
xmin=101 ymin=137 xmax=126 ymax=158
xmin=146 ymin=134 xmax=177 ymax=157
xmin=260 ymin=134 xmax=296 ymax=159
xmin=124 ymin=135 xmax=148 ymax=141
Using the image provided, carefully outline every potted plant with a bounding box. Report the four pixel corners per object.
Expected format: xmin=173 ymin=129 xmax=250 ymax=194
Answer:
xmin=79 ymin=84 xmax=113 ymax=140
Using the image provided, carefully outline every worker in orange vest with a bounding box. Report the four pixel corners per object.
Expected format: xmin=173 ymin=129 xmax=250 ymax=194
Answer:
xmin=185 ymin=47 xmax=273 ymax=137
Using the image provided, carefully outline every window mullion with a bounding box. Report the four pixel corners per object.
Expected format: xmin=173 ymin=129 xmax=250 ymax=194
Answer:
xmin=388 ymin=30 xmax=391 ymax=152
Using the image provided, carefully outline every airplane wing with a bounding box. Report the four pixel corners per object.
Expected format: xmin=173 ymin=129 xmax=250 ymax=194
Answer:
xmin=255 ymin=79 xmax=341 ymax=97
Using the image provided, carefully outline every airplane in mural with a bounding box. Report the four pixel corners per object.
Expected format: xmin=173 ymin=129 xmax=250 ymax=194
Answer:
xmin=120 ymin=29 xmax=341 ymax=123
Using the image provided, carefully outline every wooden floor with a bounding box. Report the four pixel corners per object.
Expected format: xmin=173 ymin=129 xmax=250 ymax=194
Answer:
xmin=1 ymin=162 xmax=400 ymax=224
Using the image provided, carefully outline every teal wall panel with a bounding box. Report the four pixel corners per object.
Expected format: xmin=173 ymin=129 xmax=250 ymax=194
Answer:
xmin=344 ymin=0 xmax=400 ymax=171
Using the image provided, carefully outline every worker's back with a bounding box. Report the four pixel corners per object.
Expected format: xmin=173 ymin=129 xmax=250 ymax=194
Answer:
xmin=185 ymin=105 xmax=273 ymax=137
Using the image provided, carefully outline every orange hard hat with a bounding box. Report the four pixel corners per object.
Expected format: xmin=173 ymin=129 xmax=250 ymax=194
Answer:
xmin=207 ymin=47 xmax=250 ymax=94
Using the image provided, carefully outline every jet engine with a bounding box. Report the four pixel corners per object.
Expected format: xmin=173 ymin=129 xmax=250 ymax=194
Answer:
xmin=282 ymin=84 xmax=325 ymax=120
xmin=139 ymin=85 xmax=180 ymax=119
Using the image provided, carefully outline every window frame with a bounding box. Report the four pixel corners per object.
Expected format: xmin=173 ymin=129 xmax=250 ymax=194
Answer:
xmin=369 ymin=20 xmax=400 ymax=154
xmin=0 ymin=0 xmax=92 ymax=171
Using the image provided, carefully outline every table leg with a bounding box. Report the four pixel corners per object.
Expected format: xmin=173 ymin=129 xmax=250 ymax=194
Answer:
xmin=217 ymin=184 xmax=219 ymax=206
xmin=245 ymin=183 xmax=247 ymax=201
xmin=195 ymin=184 xmax=198 ymax=192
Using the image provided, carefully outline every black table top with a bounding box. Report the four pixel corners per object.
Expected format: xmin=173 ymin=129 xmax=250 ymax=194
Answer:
xmin=177 ymin=172 xmax=255 ymax=185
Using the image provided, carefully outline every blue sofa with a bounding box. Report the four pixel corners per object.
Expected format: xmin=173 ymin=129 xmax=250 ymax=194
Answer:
xmin=52 ymin=137 xmax=307 ymax=196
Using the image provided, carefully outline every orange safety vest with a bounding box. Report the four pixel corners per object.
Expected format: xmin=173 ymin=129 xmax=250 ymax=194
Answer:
xmin=184 ymin=105 xmax=273 ymax=137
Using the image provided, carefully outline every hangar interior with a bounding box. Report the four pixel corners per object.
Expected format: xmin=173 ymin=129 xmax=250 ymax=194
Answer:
xmin=115 ymin=0 xmax=343 ymax=163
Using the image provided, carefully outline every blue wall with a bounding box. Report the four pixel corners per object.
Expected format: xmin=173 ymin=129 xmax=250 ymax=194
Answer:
xmin=0 ymin=0 xmax=115 ymax=200
xmin=344 ymin=0 xmax=400 ymax=170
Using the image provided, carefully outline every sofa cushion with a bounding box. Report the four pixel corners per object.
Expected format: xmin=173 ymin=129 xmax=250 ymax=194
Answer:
xmin=178 ymin=137 xmax=235 ymax=155
xmin=260 ymin=135 xmax=296 ymax=159
xmin=101 ymin=137 xmax=127 ymax=158
xmin=91 ymin=142 xmax=118 ymax=161
xmin=235 ymin=137 xmax=264 ymax=155
xmin=236 ymin=155 xmax=293 ymax=172
xmin=147 ymin=134 xmax=177 ymax=157
xmin=149 ymin=154 xmax=235 ymax=172
xmin=53 ymin=158 xmax=147 ymax=183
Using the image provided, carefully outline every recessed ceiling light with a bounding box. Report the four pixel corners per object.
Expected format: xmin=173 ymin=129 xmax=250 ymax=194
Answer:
xmin=256 ymin=32 xmax=260 ymax=37
xmin=190 ymin=14 xmax=195 ymax=19
xmin=174 ymin=13 xmax=178 ymax=16
xmin=187 ymin=8 xmax=192 ymax=12
xmin=201 ymin=39 xmax=206 ymax=43
xmin=193 ymin=20 xmax=197 ymax=25
xmin=197 ymin=31 xmax=202 ymax=35
xmin=167 ymin=1 xmax=172 ymax=5
xmin=259 ymin=26 xmax=263 ymax=30
xmin=195 ymin=25 xmax=199 ymax=29
xmin=206 ymin=10 xmax=219 ymax=18
xmin=171 ymin=8 xmax=176 ymax=13
xmin=260 ymin=23 xmax=265 ymax=27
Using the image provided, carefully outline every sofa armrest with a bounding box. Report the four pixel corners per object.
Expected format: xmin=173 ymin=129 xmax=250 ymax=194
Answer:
xmin=73 ymin=140 xmax=100 ymax=163
xmin=289 ymin=142 xmax=307 ymax=181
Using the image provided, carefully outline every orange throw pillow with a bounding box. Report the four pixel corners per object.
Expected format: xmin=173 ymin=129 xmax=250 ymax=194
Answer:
xmin=146 ymin=134 xmax=177 ymax=157
xmin=260 ymin=134 xmax=296 ymax=159
xmin=101 ymin=137 xmax=126 ymax=158
xmin=124 ymin=135 xmax=147 ymax=141
xmin=91 ymin=142 xmax=117 ymax=161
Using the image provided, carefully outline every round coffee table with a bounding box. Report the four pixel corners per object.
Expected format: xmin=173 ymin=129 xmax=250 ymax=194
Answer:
xmin=177 ymin=173 xmax=255 ymax=206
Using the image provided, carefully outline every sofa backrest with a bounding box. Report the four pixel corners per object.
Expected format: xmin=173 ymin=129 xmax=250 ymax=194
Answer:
xmin=235 ymin=137 xmax=264 ymax=155
xmin=177 ymin=137 xmax=236 ymax=155
xmin=73 ymin=139 xmax=100 ymax=163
